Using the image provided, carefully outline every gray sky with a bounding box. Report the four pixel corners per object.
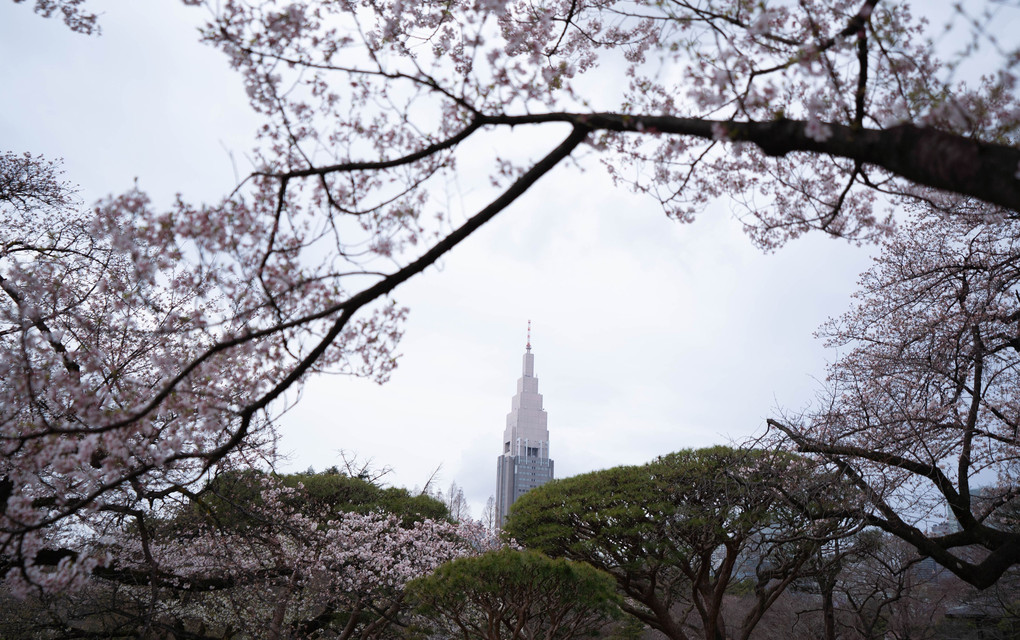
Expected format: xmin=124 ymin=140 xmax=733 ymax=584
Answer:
xmin=2 ymin=1 xmax=876 ymax=517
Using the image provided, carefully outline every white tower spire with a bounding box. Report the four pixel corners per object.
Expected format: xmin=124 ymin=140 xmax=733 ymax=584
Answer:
xmin=495 ymin=322 xmax=554 ymax=528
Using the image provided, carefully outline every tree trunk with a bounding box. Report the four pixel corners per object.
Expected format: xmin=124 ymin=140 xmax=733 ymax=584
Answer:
xmin=821 ymin=584 xmax=836 ymax=640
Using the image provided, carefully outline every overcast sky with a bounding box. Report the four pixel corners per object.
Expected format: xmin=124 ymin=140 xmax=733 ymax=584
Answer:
xmin=2 ymin=1 xmax=879 ymax=517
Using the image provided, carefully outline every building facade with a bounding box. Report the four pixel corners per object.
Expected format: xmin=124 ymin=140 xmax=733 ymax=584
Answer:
xmin=495 ymin=325 xmax=554 ymax=529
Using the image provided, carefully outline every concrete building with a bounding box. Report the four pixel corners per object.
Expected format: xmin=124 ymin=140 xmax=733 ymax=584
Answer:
xmin=495 ymin=323 xmax=554 ymax=529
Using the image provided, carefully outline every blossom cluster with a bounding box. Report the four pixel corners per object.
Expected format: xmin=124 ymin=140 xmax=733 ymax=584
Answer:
xmin=811 ymin=210 xmax=1020 ymax=499
xmin=86 ymin=476 xmax=501 ymax=636
xmin=195 ymin=0 xmax=1019 ymax=255
xmin=1 ymin=146 xmax=406 ymax=590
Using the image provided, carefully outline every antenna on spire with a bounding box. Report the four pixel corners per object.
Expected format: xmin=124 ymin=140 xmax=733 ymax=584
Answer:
xmin=526 ymin=320 xmax=532 ymax=352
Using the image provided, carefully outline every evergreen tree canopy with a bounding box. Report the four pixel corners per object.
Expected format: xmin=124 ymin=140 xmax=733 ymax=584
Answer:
xmin=505 ymin=446 xmax=855 ymax=640
xmin=407 ymin=548 xmax=624 ymax=640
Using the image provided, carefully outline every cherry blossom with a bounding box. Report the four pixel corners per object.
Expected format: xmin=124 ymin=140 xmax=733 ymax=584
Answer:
xmin=0 ymin=151 xmax=407 ymax=593
xmin=191 ymin=0 xmax=1019 ymax=251
xmin=11 ymin=0 xmax=98 ymax=34
xmin=771 ymin=209 xmax=1020 ymax=588
xmin=7 ymin=472 xmax=500 ymax=636
xmin=4 ymin=0 xmax=1020 ymax=593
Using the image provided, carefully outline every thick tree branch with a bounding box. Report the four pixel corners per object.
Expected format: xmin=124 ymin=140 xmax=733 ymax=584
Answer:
xmin=768 ymin=418 xmax=1020 ymax=588
xmin=274 ymin=112 xmax=1020 ymax=215
xmin=508 ymin=113 xmax=1020 ymax=213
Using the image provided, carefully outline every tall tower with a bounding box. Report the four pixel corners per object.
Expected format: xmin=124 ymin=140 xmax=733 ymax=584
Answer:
xmin=495 ymin=321 xmax=554 ymax=528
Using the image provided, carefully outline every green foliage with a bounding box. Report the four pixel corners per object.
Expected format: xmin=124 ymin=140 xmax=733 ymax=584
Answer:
xmin=163 ymin=467 xmax=449 ymax=535
xmin=406 ymin=549 xmax=624 ymax=640
xmin=279 ymin=468 xmax=449 ymax=525
xmin=505 ymin=446 xmax=807 ymax=568
xmin=503 ymin=446 xmax=849 ymax=640
xmin=505 ymin=460 xmax=677 ymax=572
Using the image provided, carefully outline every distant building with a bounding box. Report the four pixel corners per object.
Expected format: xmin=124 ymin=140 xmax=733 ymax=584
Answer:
xmin=495 ymin=322 xmax=554 ymax=529
xmin=930 ymin=486 xmax=1017 ymax=537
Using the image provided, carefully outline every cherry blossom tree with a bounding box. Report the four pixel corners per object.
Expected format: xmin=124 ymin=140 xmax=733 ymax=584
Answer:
xmin=770 ymin=210 xmax=1020 ymax=588
xmin=1 ymin=149 xmax=409 ymax=594
xmin=2 ymin=470 xmax=500 ymax=638
xmin=5 ymin=0 xmax=1020 ymax=594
